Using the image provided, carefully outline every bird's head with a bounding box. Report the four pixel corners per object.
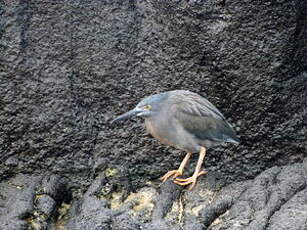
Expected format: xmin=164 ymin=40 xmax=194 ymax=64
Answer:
xmin=111 ymin=92 xmax=168 ymax=123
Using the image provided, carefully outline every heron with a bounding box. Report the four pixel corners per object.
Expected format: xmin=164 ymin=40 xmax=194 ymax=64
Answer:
xmin=112 ymin=90 xmax=239 ymax=190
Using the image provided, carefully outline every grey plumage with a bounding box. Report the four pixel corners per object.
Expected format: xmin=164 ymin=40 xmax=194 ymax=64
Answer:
xmin=112 ymin=90 xmax=239 ymax=152
xmin=112 ymin=90 xmax=239 ymax=189
xmin=169 ymin=90 xmax=239 ymax=147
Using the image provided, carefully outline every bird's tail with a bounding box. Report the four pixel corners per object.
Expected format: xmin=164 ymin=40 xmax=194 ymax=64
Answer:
xmin=226 ymin=138 xmax=240 ymax=144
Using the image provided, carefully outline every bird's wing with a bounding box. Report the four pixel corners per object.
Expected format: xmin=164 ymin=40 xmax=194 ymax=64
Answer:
xmin=172 ymin=94 xmax=238 ymax=143
xmin=170 ymin=91 xmax=226 ymax=120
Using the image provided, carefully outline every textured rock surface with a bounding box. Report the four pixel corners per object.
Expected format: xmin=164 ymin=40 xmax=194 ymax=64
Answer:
xmin=0 ymin=0 xmax=306 ymax=229
xmin=1 ymin=160 xmax=306 ymax=229
xmin=0 ymin=174 xmax=67 ymax=230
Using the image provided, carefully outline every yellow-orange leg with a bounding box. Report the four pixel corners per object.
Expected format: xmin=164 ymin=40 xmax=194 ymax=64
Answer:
xmin=160 ymin=152 xmax=192 ymax=182
xmin=174 ymin=146 xmax=207 ymax=190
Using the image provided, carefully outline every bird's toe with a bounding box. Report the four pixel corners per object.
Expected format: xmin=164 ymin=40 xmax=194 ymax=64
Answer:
xmin=198 ymin=170 xmax=208 ymax=176
xmin=174 ymin=177 xmax=196 ymax=187
xmin=174 ymin=170 xmax=207 ymax=190
xmin=174 ymin=177 xmax=190 ymax=182
xmin=160 ymin=170 xmax=183 ymax=182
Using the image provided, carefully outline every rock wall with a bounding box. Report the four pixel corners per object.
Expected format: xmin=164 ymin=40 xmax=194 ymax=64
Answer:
xmin=0 ymin=0 xmax=306 ymax=229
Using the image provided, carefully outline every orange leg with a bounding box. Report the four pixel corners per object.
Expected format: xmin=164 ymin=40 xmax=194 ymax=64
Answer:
xmin=160 ymin=152 xmax=192 ymax=182
xmin=174 ymin=146 xmax=207 ymax=190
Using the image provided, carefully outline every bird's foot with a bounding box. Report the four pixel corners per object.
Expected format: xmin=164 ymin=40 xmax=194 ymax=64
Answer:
xmin=174 ymin=170 xmax=208 ymax=190
xmin=160 ymin=169 xmax=183 ymax=182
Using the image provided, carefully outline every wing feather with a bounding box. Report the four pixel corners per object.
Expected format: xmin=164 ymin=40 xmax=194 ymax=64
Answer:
xmin=170 ymin=91 xmax=239 ymax=143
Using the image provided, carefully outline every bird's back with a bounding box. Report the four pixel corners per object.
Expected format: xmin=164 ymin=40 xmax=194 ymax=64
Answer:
xmin=168 ymin=90 xmax=239 ymax=146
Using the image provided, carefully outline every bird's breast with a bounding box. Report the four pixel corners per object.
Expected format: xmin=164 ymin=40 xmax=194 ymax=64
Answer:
xmin=145 ymin=119 xmax=174 ymax=147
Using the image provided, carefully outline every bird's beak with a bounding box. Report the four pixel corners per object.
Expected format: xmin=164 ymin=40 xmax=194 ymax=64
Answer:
xmin=111 ymin=108 xmax=143 ymax=124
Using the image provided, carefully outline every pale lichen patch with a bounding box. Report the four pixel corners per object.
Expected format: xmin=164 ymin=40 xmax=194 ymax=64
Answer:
xmin=107 ymin=186 xmax=158 ymax=221
xmin=104 ymin=168 xmax=118 ymax=177
xmin=124 ymin=187 xmax=157 ymax=215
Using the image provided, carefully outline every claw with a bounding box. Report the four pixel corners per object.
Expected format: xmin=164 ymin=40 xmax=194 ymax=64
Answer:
xmin=160 ymin=170 xmax=183 ymax=182
xmin=175 ymin=177 xmax=190 ymax=182
xmin=174 ymin=170 xmax=208 ymax=190
xmin=174 ymin=177 xmax=197 ymax=190
xmin=175 ymin=170 xmax=207 ymax=182
xmin=174 ymin=179 xmax=195 ymax=186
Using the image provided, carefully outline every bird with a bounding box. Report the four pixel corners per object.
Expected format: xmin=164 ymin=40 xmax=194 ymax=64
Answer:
xmin=111 ymin=90 xmax=239 ymax=190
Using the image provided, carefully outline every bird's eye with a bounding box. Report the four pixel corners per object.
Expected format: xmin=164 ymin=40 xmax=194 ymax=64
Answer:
xmin=144 ymin=105 xmax=152 ymax=110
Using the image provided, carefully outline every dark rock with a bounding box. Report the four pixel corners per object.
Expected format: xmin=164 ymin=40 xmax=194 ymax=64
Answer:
xmin=152 ymin=180 xmax=183 ymax=220
xmin=63 ymin=160 xmax=305 ymax=229
xmin=112 ymin=214 xmax=141 ymax=230
xmin=0 ymin=0 xmax=307 ymax=229
xmin=0 ymin=175 xmax=40 ymax=230
xmin=266 ymin=188 xmax=307 ymax=230
xmin=199 ymin=159 xmax=307 ymax=230
xmin=40 ymin=174 xmax=68 ymax=203
xmin=1 ymin=0 xmax=306 ymax=190
xmin=4 ymin=156 xmax=19 ymax=167
xmin=0 ymin=220 xmax=28 ymax=230
xmin=199 ymin=180 xmax=252 ymax=227
xmin=184 ymin=217 xmax=204 ymax=230
xmin=0 ymin=174 xmax=69 ymax=230
xmin=65 ymin=175 xmax=114 ymax=230
xmin=36 ymin=195 xmax=56 ymax=217
xmin=143 ymin=221 xmax=181 ymax=230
